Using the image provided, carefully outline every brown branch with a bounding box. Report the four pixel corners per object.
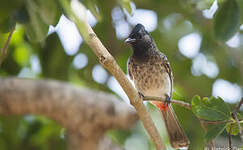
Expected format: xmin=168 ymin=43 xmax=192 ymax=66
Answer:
xmin=234 ymin=97 xmax=243 ymax=113
xmin=143 ymin=96 xmax=192 ymax=110
xmin=0 ymin=78 xmax=138 ymax=150
xmin=59 ymin=0 xmax=166 ymax=149
xmin=232 ymin=97 xmax=243 ymax=142
xmin=0 ymin=25 xmax=15 ymax=67
xmin=228 ymin=124 xmax=233 ymax=150
xmin=232 ymin=113 xmax=243 ymax=142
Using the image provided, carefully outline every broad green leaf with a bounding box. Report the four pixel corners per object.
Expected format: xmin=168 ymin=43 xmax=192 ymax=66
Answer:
xmin=191 ymin=96 xmax=231 ymax=121
xmin=39 ymin=33 xmax=73 ymax=80
xmin=205 ymin=123 xmax=226 ymax=142
xmin=24 ymin=0 xmax=49 ymax=42
xmin=214 ymin=0 xmax=240 ymax=41
xmin=36 ymin=0 xmax=62 ymax=25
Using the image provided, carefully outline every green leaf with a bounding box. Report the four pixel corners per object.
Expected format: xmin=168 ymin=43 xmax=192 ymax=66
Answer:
xmin=24 ymin=0 xmax=49 ymax=42
xmin=39 ymin=33 xmax=73 ymax=80
xmin=226 ymin=113 xmax=243 ymax=136
xmin=191 ymin=96 xmax=231 ymax=121
xmin=13 ymin=44 xmax=31 ymax=66
xmin=205 ymin=123 xmax=226 ymax=142
xmin=226 ymin=123 xmax=240 ymax=135
xmin=214 ymin=0 xmax=240 ymax=41
xmin=36 ymin=0 xmax=62 ymax=25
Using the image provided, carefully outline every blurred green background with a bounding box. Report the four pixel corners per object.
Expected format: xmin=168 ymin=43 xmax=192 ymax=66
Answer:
xmin=0 ymin=0 xmax=242 ymax=149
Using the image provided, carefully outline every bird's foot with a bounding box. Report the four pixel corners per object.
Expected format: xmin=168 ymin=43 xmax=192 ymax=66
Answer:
xmin=164 ymin=94 xmax=171 ymax=106
xmin=138 ymin=92 xmax=144 ymax=99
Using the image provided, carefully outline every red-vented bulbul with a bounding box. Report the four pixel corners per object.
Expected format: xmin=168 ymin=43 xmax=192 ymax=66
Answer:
xmin=125 ymin=24 xmax=189 ymax=149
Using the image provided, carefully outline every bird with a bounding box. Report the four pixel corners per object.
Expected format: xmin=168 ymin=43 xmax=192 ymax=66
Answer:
xmin=125 ymin=23 xmax=189 ymax=149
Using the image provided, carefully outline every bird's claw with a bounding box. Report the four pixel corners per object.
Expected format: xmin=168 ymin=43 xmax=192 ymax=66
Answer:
xmin=138 ymin=92 xmax=144 ymax=99
xmin=164 ymin=94 xmax=171 ymax=106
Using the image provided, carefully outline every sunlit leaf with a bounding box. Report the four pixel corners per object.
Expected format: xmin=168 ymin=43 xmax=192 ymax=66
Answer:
xmin=214 ymin=0 xmax=240 ymax=41
xmin=13 ymin=44 xmax=30 ymax=66
xmin=191 ymin=96 xmax=231 ymax=121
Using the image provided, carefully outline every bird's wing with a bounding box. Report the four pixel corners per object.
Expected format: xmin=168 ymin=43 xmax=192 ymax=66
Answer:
xmin=162 ymin=55 xmax=173 ymax=97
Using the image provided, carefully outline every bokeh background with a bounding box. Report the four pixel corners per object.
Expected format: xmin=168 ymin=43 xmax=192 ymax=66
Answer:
xmin=0 ymin=0 xmax=242 ymax=149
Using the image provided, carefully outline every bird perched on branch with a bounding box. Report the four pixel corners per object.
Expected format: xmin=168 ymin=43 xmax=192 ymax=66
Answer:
xmin=125 ymin=23 xmax=189 ymax=149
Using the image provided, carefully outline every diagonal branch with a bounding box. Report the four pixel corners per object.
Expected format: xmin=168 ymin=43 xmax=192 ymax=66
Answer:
xmin=0 ymin=24 xmax=15 ymax=67
xmin=233 ymin=97 xmax=243 ymax=142
xmin=59 ymin=0 xmax=166 ymax=149
xmin=235 ymin=97 xmax=243 ymax=113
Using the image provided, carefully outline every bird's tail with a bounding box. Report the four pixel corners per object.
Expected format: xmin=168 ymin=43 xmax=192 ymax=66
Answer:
xmin=152 ymin=101 xmax=190 ymax=149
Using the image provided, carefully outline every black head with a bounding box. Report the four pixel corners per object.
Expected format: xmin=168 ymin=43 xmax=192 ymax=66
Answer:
xmin=124 ymin=24 xmax=153 ymax=48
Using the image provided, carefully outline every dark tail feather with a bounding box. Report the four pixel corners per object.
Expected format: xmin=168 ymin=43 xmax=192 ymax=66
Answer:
xmin=153 ymin=102 xmax=190 ymax=149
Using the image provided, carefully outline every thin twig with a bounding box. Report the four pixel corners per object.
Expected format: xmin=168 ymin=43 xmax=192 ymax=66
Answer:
xmin=143 ymin=96 xmax=192 ymax=110
xmin=232 ymin=113 xmax=243 ymax=142
xmin=232 ymin=97 xmax=243 ymax=142
xmin=234 ymin=97 xmax=243 ymax=113
xmin=228 ymin=124 xmax=233 ymax=150
xmin=0 ymin=24 xmax=16 ymax=67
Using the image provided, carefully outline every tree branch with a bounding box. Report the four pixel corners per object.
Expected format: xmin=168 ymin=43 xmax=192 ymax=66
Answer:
xmin=233 ymin=97 xmax=243 ymax=142
xmin=235 ymin=97 xmax=243 ymax=113
xmin=228 ymin=124 xmax=233 ymax=150
xmin=232 ymin=112 xmax=243 ymax=142
xmin=143 ymin=96 xmax=192 ymax=110
xmin=59 ymin=0 xmax=167 ymax=149
xmin=0 ymin=78 xmax=138 ymax=150
xmin=0 ymin=24 xmax=15 ymax=67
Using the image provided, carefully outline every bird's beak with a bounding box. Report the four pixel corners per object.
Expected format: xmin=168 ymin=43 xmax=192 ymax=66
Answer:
xmin=124 ymin=38 xmax=136 ymax=44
